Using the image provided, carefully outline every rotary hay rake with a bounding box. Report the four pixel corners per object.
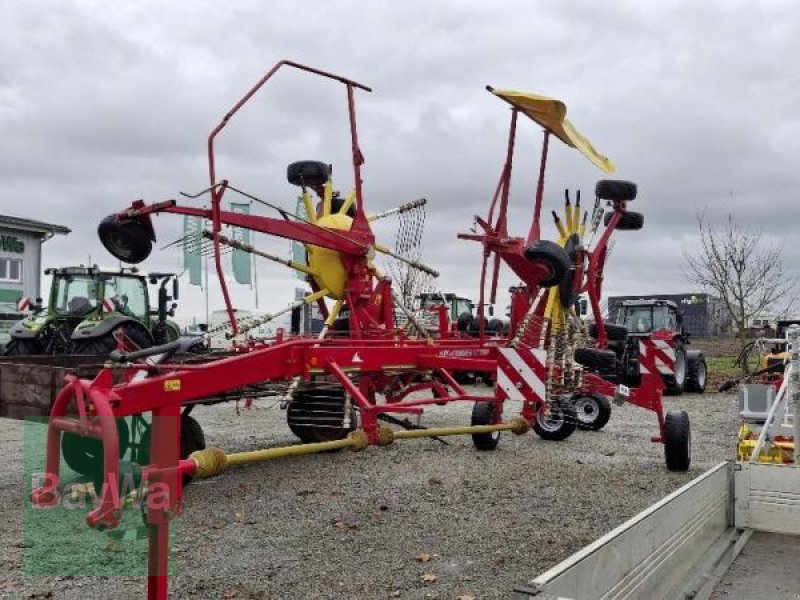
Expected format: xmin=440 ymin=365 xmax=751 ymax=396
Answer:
xmin=29 ymin=60 xmax=689 ymax=599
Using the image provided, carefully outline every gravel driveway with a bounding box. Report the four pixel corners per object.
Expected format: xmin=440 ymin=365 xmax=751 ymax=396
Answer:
xmin=1 ymin=389 xmax=739 ymax=599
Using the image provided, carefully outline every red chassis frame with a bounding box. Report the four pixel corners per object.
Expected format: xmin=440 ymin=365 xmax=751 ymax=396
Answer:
xmin=456 ymin=93 xmax=669 ymax=441
xmin=30 ymin=62 xmax=670 ymax=600
xmin=29 ymin=62 xmax=539 ymax=600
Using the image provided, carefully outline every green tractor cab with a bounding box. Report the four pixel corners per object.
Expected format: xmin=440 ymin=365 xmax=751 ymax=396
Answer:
xmin=4 ymin=266 xmax=181 ymax=356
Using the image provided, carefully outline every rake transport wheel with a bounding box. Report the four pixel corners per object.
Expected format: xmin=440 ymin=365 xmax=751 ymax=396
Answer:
xmin=663 ymin=410 xmax=691 ymax=471
xmin=523 ymin=240 xmax=571 ymax=287
xmin=574 ymin=347 xmax=617 ymax=371
xmin=604 ymin=211 xmax=644 ymax=231
xmin=287 ymin=160 xmax=329 ymax=187
xmin=135 ymin=414 xmax=206 ymax=484
xmin=287 ymin=385 xmax=356 ymax=444
xmin=61 ymin=417 xmax=131 ymax=477
xmin=471 ymin=401 xmax=501 ymax=451
xmin=595 ymin=179 xmax=637 ymax=202
xmin=663 ymin=342 xmax=687 ymax=396
xmin=98 ymin=214 xmax=153 ymax=264
xmin=573 ymin=393 xmax=612 ymax=431
xmin=533 ymin=402 xmax=577 ymax=441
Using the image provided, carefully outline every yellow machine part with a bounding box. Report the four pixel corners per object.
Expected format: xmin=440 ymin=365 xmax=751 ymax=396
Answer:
xmin=490 ymin=89 xmax=616 ymax=174
xmin=306 ymin=212 xmax=353 ymax=299
xmin=737 ymin=424 xmax=795 ymax=464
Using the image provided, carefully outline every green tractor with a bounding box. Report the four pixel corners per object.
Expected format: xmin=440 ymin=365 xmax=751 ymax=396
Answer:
xmin=4 ymin=266 xmax=181 ymax=355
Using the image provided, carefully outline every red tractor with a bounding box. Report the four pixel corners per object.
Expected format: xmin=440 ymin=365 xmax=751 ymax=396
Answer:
xmin=607 ymin=299 xmax=707 ymax=395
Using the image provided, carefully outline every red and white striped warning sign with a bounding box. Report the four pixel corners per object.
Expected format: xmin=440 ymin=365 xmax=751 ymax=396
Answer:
xmin=102 ymin=298 xmax=116 ymax=313
xmin=496 ymin=347 xmax=547 ymax=404
xmin=639 ymin=339 xmax=675 ymax=376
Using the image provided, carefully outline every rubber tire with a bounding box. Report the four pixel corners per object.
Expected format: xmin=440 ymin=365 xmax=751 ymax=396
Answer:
xmin=61 ymin=417 xmax=131 ymax=477
xmin=604 ymin=211 xmax=644 ymax=231
xmin=471 ymin=402 xmax=500 ymax=451
xmin=523 ymin=240 xmax=571 ymax=287
xmin=456 ymin=312 xmax=473 ymax=332
xmin=132 ymin=415 xmax=205 ymax=463
xmin=331 ymin=195 xmax=356 ymax=218
xmin=487 ymin=318 xmax=505 ymax=336
xmin=664 ymin=410 xmax=691 ymax=471
xmin=73 ymin=323 xmax=153 ymax=356
xmin=98 ymin=214 xmax=153 ymax=264
xmin=663 ymin=342 xmax=687 ymax=396
xmin=180 ymin=415 xmax=206 ymax=460
xmin=685 ymin=355 xmax=707 ymax=394
xmin=287 ymin=386 xmax=356 ymax=444
xmin=587 ymin=322 xmax=628 ymax=341
xmin=3 ymin=337 xmax=44 ymax=355
xmin=533 ymin=403 xmax=577 ymax=441
xmin=287 ymin=161 xmax=329 ymax=187
xmin=558 ymin=233 xmax=582 ymax=308
xmin=573 ymin=393 xmax=612 ymax=431
xmin=574 ymin=347 xmax=617 ymax=371
xmin=595 ymin=180 xmax=637 ymax=202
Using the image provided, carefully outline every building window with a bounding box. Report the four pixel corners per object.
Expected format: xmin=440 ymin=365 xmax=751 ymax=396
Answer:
xmin=0 ymin=258 xmax=22 ymax=283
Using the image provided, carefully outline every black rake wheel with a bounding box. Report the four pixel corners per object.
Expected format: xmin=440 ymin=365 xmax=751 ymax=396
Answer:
xmin=604 ymin=211 xmax=644 ymax=231
xmin=663 ymin=410 xmax=691 ymax=471
xmin=595 ymin=179 xmax=637 ymax=202
xmin=533 ymin=402 xmax=577 ymax=441
xmin=574 ymin=347 xmax=617 ymax=371
xmin=573 ymin=393 xmax=612 ymax=431
xmin=471 ymin=401 xmax=501 ymax=451
xmin=61 ymin=417 xmax=131 ymax=477
xmin=98 ymin=215 xmax=153 ymax=264
xmin=523 ymin=240 xmax=571 ymax=287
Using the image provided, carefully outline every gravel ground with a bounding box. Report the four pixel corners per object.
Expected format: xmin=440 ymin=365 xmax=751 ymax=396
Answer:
xmin=0 ymin=389 xmax=740 ymax=599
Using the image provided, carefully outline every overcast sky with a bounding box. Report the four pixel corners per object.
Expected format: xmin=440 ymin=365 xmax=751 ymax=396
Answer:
xmin=1 ymin=0 xmax=798 ymax=325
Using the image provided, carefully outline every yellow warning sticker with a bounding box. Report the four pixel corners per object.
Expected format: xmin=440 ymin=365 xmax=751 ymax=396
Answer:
xmin=164 ymin=379 xmax=181 ymax=392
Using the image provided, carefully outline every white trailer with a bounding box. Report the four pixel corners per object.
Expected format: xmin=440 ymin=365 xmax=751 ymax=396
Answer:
xmin=516 ymin=328 xmax=800 ymax=600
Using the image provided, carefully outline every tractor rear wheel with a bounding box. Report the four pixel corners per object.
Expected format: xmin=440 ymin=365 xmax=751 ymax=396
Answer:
xmin=523 ymin=240 xmax=571 ymax=287
xmin=573 ymin=393 xmax=612 ymax=431
xmin=685 ymin=354 xmax=707 ymax=394
xmin=98 ymin=215 xmax=153 ymax=264
xmin=62 ymin=417 xmax=131 ymax=477
xmin=533 ymin=402 xmax=577 ymax=441
xmin=73 ymin=323 xmax=153 ymax=356
xmin=595 ymin=180 xmax=637 ymax=202
xmin=3 ymin=337 xmax=44 ymax=355
xmin=663 ymin=342 xmax=687 ymax=396
xmin=287 ymin=385 xmax=356 ymax=443
xmin=664 ymin=410 xmax=691 ymax=471
xmin=471 ymin=401 xmax=501 ymax=451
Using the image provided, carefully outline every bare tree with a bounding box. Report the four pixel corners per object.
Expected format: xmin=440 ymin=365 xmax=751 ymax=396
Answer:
xmin=684 ymin=211 xmax=796 ymax=359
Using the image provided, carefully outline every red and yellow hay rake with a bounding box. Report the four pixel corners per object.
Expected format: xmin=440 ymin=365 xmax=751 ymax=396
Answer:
xmin=30 ymin=61 xmax=689 ymax=599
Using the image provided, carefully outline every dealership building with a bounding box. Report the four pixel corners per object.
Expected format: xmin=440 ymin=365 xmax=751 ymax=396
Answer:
xmin=0 ymin=215 xmax=70 ymax=341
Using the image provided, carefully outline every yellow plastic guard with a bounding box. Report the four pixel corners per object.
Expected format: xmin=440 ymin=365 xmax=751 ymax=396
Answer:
xmin=490 ymin=89 xmax=615 ymax=173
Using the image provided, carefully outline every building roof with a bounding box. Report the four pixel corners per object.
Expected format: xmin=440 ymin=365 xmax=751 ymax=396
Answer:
xmin=0 ymin=214 xmax=71 ymax=237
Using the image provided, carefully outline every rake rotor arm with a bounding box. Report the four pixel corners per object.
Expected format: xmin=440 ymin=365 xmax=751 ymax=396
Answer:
xmin=125 ymin=200 xmax=370 ymax=255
